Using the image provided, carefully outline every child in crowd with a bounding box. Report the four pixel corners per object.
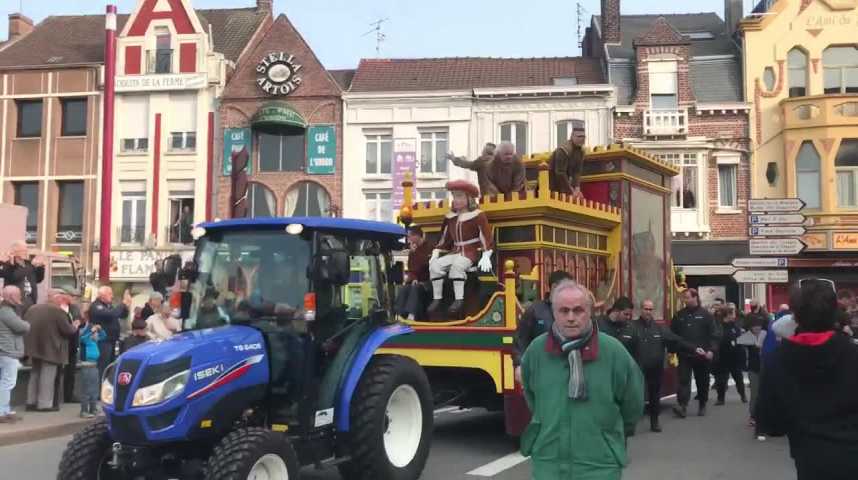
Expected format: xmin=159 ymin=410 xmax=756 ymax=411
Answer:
xmin=120 ymin=318 xmax=150 ymax=354
xmin=78 ymin=315 xmax=105 ymax=418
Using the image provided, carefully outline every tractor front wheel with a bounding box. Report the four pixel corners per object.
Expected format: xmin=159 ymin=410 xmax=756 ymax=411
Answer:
xmin=340 ymin=354 xmax=433 ymax=480
xmin=206 ymin=427 xmax=300 ymax=480
xmin=57 ymin=419 xmax=122 ymax=480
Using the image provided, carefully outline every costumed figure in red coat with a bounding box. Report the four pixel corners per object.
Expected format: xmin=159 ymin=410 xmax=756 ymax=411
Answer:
xmin=428 ymin=180 xmax=494 ymax=318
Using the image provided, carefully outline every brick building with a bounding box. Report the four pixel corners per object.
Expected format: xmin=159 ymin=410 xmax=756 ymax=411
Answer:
xmin=0 ymin=13 xmax=103 ymax=271
xmin=216 ymin=14 xmax=344 ymax=220
xmin=584 ymin=1 xmax=753 ymax=306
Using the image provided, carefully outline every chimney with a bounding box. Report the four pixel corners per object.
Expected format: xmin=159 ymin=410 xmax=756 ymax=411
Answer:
xmin=256 ymin=0 xmax=273 ymax=13
xmin=7 ymin=13 xmax=34 ymax=43
xmin=601 ymin=0 xmax=621 ymax=45
xmin=725 ymin=0 xmax=743 ymax=36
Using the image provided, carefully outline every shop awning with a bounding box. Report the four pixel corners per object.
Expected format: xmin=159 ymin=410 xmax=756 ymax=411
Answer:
xmin=251 ymin=102 xmax=306 ymax=128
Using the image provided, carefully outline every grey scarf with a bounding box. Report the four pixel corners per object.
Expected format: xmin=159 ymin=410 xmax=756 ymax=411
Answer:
xmin=552 ymin=321 xmax=594 ymax=400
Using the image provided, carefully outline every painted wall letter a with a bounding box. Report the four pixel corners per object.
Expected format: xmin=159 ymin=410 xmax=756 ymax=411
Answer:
xmin=128 ymin=0 xmax=196 ymax=36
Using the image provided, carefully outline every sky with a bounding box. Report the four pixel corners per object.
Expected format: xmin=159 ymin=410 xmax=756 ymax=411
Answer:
xmin=0 ymin=0 xmax=754 ymax=70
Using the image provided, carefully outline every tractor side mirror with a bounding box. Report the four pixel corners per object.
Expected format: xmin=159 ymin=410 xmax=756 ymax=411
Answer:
xmin=389 ymin=261 xmax=404 ymax=285
xmin=314 ymin=250 xmax=351 ymax=285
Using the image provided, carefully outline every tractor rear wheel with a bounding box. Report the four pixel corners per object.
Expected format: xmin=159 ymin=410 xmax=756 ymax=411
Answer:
xmin=206 ymin=427 xmax=300 ymax=480
xmin=339 ymin=354 xmax=433 ymax=480
xmin=57 ymin=419 xmax=121 ymax=480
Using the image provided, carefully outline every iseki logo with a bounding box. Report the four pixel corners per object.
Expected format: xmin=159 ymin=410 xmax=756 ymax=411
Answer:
xmin=256 ymin=52 xmax=303 ymax=96
xmin=118 ymin=372 xmax=133 ymax=386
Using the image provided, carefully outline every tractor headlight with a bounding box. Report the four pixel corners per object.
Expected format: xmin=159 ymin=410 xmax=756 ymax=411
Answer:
xmin=132 ymin=370 xmax=190 ymax=407
xmin=101 ymin=363 xmax=116 ymax=405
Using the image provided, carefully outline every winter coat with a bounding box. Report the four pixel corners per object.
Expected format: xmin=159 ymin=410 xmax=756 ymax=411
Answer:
xmin=120 ymin=334 xmax=150 ymax=354
xmin=0 ymin=302 xmax=29 ymax=358
xmin=756 ymin=331 xmax=858 ymax=480
xmin=714 ymin=322 xmax=746 ymax=370
xmin=514 ymin=300 xmax=553 ymax=366
xmin=146 ymin=313 xmax=180 ymax=341
xmin=23 ymin=303 xmax=78 ymax=365
xmin=598 ymin=318 xmax=638 ymax=358
xmin=521 ymin=332 xmax=644 ymax=479
xmin=633 ymin=317 xmax=696 ymax=370
xmin=670 ymin=306 xmax=720 ymax=358
xmin=78 ymin=324 xmax=106 ymax=364
xmin=89 ymin=299 xmax=129 ymax=342
xmin=549 ymin=142 xmax=585 ymax=193
xmin=0 ymin=259 xmax=45 ymax=308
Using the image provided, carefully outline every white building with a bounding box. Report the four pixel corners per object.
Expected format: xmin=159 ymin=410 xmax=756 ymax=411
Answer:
xmin=342 ymin=57 xmax=615 ymax=222
xmin=108 ymin=0 xmax=268 ymax=285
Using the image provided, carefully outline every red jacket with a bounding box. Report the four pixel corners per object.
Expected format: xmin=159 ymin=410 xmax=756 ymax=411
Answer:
xmin=436 ymin=209 xmax=494 ymax=263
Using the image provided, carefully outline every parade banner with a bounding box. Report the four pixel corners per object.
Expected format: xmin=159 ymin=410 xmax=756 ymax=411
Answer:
xmin=392 ymin=139 xmax=417 ymax=211
xmin=223 ymin=128 xmax=252 ymax=176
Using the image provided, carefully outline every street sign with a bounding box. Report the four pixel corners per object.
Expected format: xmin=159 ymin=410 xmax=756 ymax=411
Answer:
xmin=749 ymin=214 xmax=806 ymax=225
xmin=732 ymin=269 xmax=789 ymax=284
xmin=749 ymin=226 xmax=807 ymax=237
xmin=747 ymin=198 xmax=805 ymax=212
xmin=749 ymin=238 xmax=807 ymax=256
xmin=731 ymin=257 xmax=788 ymax=268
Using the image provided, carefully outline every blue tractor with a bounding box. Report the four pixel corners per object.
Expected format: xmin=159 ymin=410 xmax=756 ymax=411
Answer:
xmin=57 ymin=217 xmax=433 ymax=480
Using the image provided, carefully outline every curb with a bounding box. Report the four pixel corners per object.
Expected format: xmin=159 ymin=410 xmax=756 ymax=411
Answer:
xmin=0 ymin=418 xmax=93 ymax=447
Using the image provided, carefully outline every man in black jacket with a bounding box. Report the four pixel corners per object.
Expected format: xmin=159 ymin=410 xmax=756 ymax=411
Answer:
xmin=0 ymin=241 xmax=45 ymax=311
xmin=90 ymin=286 xmax=131 ymax=378
xmin=634 ymin=299 xmax=700 ymax=432
xmin=598 ymin=296 xmax=637 ymax=357
xmin=713 ymin=304 xmax=747 ymax=405
xmin=513 ymin=270 xmax=572 ymax=384
xmin=671 ymin=288 xmax=719 ymax=418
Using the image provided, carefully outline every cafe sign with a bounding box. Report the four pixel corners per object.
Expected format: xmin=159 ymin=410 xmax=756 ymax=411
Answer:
xmin=105 ymin=250 xmax=193 ymax=280
xmin=257 ymin=52 xmax=303 ymax=96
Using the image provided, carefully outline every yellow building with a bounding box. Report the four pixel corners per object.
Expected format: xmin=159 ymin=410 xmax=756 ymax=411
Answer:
xmin=742 ymin=0 xmax=858 ymax=303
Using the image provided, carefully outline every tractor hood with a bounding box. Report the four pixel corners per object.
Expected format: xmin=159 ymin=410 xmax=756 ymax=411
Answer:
xmin=105 ymin=325 xmax=270 ymax=444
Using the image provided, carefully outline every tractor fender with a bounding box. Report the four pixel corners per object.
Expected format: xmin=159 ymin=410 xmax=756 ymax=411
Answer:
xmin=336 ymin=323 xmax=414 ymax=432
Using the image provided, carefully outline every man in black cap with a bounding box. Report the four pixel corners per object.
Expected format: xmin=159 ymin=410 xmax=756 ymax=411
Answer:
xmin=599 ymin=296 xmax=638 ymax=357
xmin=549 ymin=119 xmax=586 ymax=198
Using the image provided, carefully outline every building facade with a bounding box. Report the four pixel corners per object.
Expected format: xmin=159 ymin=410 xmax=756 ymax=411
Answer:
xmin=584 ymin=3 xmax=753 ymax=306
xmin=108 ymin=0 xmax=268 ymax=286
xmin=742 ymin=0 xmax=858 ymax=304
xmin=0 ymin=13 xmax=102 ymax=271
xmin=342 ymin=58 xmax=613 ymax=223
xmin=216 ymin=14 xmax=343 ymax=221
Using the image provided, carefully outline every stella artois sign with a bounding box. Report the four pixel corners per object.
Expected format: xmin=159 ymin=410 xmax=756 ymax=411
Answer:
xmin=256 ymin=52 xmax=303 ymax=96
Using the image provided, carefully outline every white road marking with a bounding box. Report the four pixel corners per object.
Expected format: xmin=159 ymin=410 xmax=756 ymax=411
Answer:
xmin=466 ymin=452 xmax=529 ymax=477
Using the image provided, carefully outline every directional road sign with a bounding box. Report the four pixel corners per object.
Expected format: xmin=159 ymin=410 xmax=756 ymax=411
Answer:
xmin=747 ymin=198 xmax=806 ymax=212
xmin=749 ymin=214 xmax=806 ymax=225
xmin=732 ymin=269 xmax=789 ymax=283
xmin=731 ymin=257 xmax=789 ymax=268
xmin=749 ymin=238 xmax=807 ymax=256
xmin=749 ymin=226 xmax=807 ymax=237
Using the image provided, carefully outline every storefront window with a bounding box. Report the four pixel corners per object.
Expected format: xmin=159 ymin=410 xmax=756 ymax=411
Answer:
xmin=285 ymin=181 xmax=330 ymax=217
xmin=797 ymin=141 xmax=821 ymax=209
xmin=259 ymin=127 xmax=305 ymax=172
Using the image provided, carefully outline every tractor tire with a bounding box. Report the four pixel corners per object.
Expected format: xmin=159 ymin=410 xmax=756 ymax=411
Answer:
xmin=206 ymin=427 xmax=300 ymax=480
xmin=339 ymin=354 xmax=433 ymax=480
xmin=56 ymin=419 xmax=119 ymax=480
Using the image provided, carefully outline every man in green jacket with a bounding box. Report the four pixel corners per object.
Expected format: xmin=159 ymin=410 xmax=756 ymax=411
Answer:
xmin=521 ymin=280 xmax=644 ymax=480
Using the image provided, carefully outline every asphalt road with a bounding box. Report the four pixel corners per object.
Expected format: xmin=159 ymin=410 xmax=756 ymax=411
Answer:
xmin=2 ymin=392 xmax=794 ymax=480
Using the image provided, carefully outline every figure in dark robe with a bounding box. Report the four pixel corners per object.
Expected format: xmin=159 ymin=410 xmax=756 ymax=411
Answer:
xmin=549 ymin=119 xmax=587 ymax=199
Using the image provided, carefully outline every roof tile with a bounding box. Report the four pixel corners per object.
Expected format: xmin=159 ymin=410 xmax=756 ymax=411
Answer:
xmin=349 ymin=57 xmax=604 ymax=92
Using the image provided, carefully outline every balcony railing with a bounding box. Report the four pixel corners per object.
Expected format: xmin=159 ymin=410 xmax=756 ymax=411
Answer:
xmin=55 ymin=227 xmax=82 ymax=244
xmin=644 ymin=109 xmax=688 ymax=136
xmin=164 ymin=225 xmax=194 ymax=246
xmin=782 ymin=94 xmax=858 ymax=130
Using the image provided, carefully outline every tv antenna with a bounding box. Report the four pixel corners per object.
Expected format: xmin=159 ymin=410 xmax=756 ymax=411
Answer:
xmin=576 ymin=2 xmax=589 ymax=52
xmin=362 ymin=18 xmax=389 ymax=57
